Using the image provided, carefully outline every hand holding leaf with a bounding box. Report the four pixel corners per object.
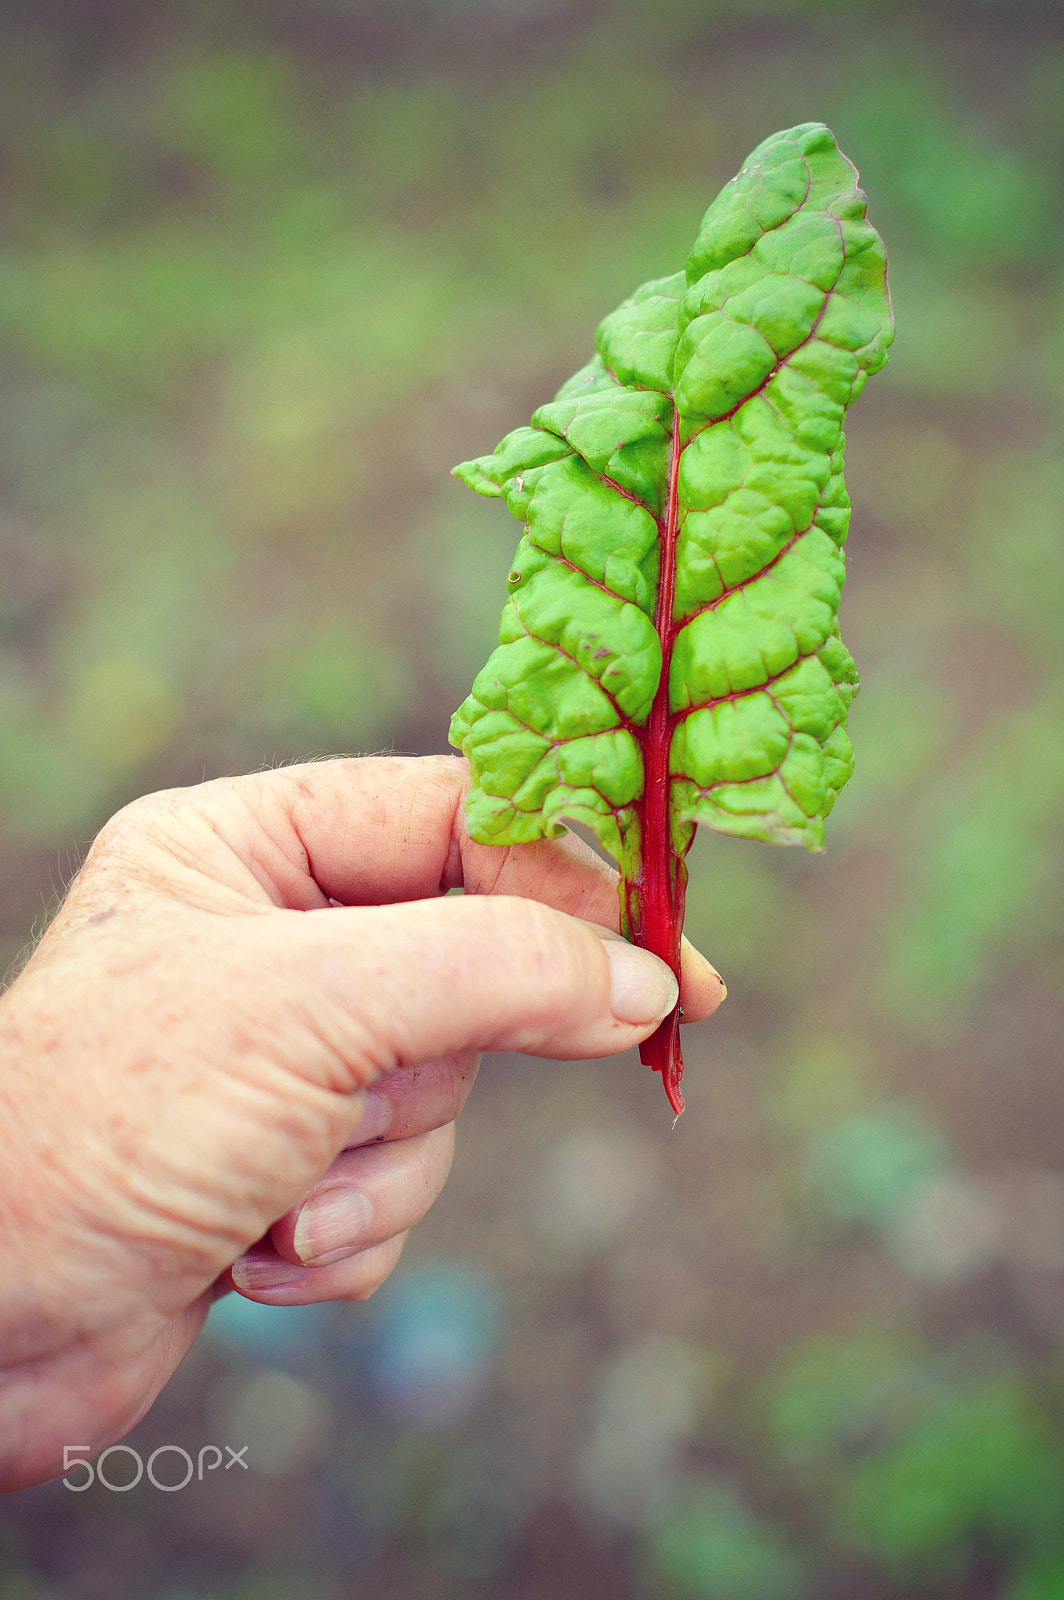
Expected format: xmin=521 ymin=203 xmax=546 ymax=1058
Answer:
xmin=450 ymin=123 xmax=894 ymax=1111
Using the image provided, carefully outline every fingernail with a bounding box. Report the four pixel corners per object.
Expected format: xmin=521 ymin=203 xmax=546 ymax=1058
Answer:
xmin=231 ymin=1246 xmax=304 ymax=1292
xmin=293 ymin=1187 xmax=375 ymax=1266
xmin=680 ymin=935 xmax=727 ymax=1000
xmin=604 ymin=940 xmax=679 ymax=1025
xmin=356 ymin=1088 xmax=393 ymax=1142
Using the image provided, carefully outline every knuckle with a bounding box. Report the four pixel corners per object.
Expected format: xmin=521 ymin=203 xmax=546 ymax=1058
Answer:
xmin=88 ymin=787 xmax=190 ymax=869
xmin=89 ymin=795 xmax=160 ymax=857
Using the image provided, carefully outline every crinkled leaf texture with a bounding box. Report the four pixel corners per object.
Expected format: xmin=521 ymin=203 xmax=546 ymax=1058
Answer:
xmin=450 ymin=123 xmax=894 ymax=1111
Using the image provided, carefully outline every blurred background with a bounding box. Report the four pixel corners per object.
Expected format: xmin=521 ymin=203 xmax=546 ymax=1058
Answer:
xmin=1 ymin=0 xmax=1063 ymax=1595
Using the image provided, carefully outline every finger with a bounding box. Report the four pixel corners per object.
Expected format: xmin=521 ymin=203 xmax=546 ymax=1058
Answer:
xmin=263 ymin=756 xmax=724 ymax=1019
xmin=349 ymin=1052 xmax=481 ymax=1146
xmin=467 ymin=835 xmax=723 ymax=1020
xmin=267 ymin=892 xmax=682 ymax=1085
xmin=583 ymin=922 xmax=724 ymax=1027
xmin=267 ymin=1124 xmax=455 ymax=1267
xmin=228 ymin=1233 xmax=408 ymax=1307
xmin=678 ymin=936 xmax=726 ymax=1023
xmin=121 ymin=753 xmax=483 ymax=910
xmin=93 ymin=755 xmax=723 ymax=1024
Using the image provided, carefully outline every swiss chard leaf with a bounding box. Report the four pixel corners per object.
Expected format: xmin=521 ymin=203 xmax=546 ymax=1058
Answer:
xmin=449 ymin=123 xmax=894 ymax=1112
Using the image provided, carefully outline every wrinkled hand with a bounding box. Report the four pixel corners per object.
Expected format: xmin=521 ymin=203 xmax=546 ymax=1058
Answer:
xmin=0 ymin=755 xmax=723 ymax=1490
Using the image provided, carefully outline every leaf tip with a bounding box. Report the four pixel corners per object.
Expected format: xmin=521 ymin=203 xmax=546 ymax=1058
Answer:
xmin=452 ymin=457 xmax=504 ymax=497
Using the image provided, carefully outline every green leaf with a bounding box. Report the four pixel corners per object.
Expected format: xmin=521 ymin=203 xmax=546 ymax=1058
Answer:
xmin=450 ymin=123 xmax=893 ymax=1109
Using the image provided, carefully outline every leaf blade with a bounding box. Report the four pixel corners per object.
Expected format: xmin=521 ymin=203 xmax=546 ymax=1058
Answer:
xmin=449 ymin=122 xmax=893 ymax=1107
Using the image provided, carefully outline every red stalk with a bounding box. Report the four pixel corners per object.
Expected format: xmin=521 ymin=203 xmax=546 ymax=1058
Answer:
xmin=630 ymin=405 xmax=691 ymax=1114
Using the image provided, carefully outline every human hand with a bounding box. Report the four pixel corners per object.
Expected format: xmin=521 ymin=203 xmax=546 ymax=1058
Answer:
xmin=0 ymin=754 xmax=723 ymax=1490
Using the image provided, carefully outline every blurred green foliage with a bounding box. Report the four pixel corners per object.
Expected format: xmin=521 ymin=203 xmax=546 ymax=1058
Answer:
xmin=642 ymin=1483 xmax=807 ymax=1600
xmin=802 ymin=1103 xmax=949 ymax=1228
xmin=2 ymin=2 xmax=1064 ymax=1598
xmin=830 ymin=1376 xmax=1063 ymax=1577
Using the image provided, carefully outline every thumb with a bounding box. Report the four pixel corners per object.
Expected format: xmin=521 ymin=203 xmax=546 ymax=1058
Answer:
xmin=279 ymin=893 xmax=679 ymax=1087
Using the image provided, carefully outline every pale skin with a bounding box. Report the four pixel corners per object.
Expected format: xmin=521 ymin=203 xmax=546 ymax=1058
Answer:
xmin=0 ymin=755 xmax=724 ymax=1492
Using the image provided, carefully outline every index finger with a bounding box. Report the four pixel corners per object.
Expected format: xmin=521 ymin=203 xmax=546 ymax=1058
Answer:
xmin=211 ymin=755 xmax=725 ymax=1022
xmin=285 ymin=754 xmax=618 ymax=917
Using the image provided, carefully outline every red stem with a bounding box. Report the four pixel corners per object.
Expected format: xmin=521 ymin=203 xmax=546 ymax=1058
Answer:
xmin=630 ymin=405 xmax=690 ymax=1114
